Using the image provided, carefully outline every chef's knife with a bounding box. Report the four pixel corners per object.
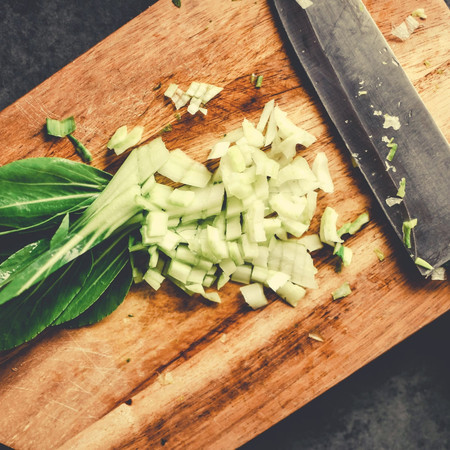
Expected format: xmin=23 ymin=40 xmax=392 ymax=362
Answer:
xmin=271 ymin=0 xmax=450 ymax=274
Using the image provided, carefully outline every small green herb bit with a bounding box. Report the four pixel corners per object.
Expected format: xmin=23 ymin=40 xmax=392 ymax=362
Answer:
xmin=415 ymin=257 xmax=433 ymax=270
xmin=397 ymin=177 xmax=406 ymax=198
xmin=402 ymin=218 xmax=417 ymax=248
xmin=172 ymin=0 xmax=181 ymax=7
xmin=46 ymin=116 xmax=76 ymax=137
xmin=374 ymin=248 xmax=385 ymax=262
xmin=160 ymin=124 xmax=173 ymax=134
xmin=255 ymin=75 xmax=263 ymax=88
xmin=386 ymin=138 xmax=398 ymax=162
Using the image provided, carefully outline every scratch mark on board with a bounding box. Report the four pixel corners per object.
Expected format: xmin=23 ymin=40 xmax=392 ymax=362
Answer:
xmin=50 ymin=399 xmax=79 ymax=413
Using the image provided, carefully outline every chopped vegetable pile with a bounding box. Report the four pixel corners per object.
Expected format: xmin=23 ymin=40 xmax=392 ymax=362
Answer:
xmin=0 ymin=92 xmax=371 ymax=350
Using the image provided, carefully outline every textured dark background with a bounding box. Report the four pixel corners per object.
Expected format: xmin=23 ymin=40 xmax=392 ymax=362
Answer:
xmin=0 ymin=1 xmax=449 ymax=449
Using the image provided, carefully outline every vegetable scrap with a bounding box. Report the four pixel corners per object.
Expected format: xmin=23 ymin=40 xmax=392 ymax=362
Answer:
xmin=430 ymin=267 xmax=446 ymax=281
xmin=158 ymin=372 xmax=174 ymax=385
xmin=402 ymin=218 xmax=417 ymax=248
xmin=308 ymin=331 xmax=324 ymax=342
xmin=382 ymin=137 xmax=398 ymax=162
xmin=67 ymin=134 xmax=92 ymax=163
xmin=250 ymin=73 xmax=263 ymax=88
xmin=240 ymin=283 xmax=268 ymax=309
xmin=107 ymin=125 xmax=144 ymax=155
xmin=414 ymin=257 xmax=433 ymax=271
xmin=172 ymin=0 xmax=181 ymax=8
xmin=392 ymin=15 xmax=420 ymax=41
xmin=411 ymin=8 xmax=427 ymax=20
xmin=382 ymin=114 xmax=401 ymax=131
xmin=46 ymin=116 xmax=93 ymax=163
xmin=374 ymin=248 xmax=385 ymax=262
xmin=396 ymin=177 xmax=406 ymax=198
xmin=46 ymin=116 xmax=76 ymax=137
xmin=295 ymin=0 xmax=313 ymax=9
xmin=385 ymin=196 xmax=403 ymax=207
xmin=332 ymin=282 xmax=352 ymax=300
xmin=164 ymin=81 xmax=223 ymax=115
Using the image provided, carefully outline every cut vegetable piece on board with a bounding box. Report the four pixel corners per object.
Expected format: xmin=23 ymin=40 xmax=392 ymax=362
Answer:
xmin=298 ymin=234 xmax=323 ymax=252
xmin=67 ymin=134 xmax=92 ymax=163
xmin=165 ymin=82 xmax=223 ymax=115
xmin=108 ymin=126 xmax=144 ymax=155
xmin=158 ymin=149 xmax=212 ymax=187
xmin=320 ymin=207 xmax=343 ymax=246
xmin=332 ymin=281 xmax=352 ymax=300
xmin=208 ymin=141 xmax=230 ymax=159
xmin=411 ymin=8 xmax=427 ymax=19
xmin=312 ymin=152 xmax=334 ymax=193
xmin=107 ymin=125 xmax=128 ymax=149
xmin=240 ymin=283 xmax=268 ymax=309
xmin=276 ymin=280 xmax=306 ymax=307
xmin=46 ymin=116 xmax=76 ymax=137
xmin=392 ymin=16 xmax=420 ymax=41
xmin=338 ymin=212 xmax=370 ymax=237
xmin=374 ymin=248 xmax=385 ymax=262
xmin=333 ymin=243 xmax=353 ymax=267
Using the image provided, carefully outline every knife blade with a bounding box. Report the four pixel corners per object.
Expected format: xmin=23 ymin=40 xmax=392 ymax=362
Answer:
xmin=271 ymin=0 xmax=450 ymax=274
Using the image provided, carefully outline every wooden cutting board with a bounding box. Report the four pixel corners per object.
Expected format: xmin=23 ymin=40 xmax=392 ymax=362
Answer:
xmin=0 ymin=0 xmax=449 ymax=448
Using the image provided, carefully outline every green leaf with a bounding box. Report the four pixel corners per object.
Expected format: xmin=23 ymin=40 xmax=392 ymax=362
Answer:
xmin=0 ymin=252 xmax=92 ymax=351
xmin=66 ymin=262 xmax=132 ymax=328
xmin=0 ymin=157 xmax=111 ymax=231
xmin=52 ymin=234 xmax=130 ymax=325
xmin=50 ymin=214 xmax=70 ymax=249
xmin=0 ymin=238 xmax=50 ymax=288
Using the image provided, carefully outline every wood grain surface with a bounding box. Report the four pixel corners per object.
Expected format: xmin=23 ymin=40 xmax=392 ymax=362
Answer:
xmin=0 ymin=0 xmax=449 ymax=448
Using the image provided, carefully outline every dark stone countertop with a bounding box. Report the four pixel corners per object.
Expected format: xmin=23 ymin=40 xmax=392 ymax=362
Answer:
xmin=0 ymin=2 xmax=448 ymax=449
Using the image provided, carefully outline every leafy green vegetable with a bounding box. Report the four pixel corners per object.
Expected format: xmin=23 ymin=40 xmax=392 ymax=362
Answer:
xmin=52 ymin=234 xmax=130 ymax=325
xmin=0 ymin=139 xmax=171 ymax=351
xmin=0 ymin=157 xmax=110 ymax=234
xmin=0 ymin=238 xmax=50 ymax=287
xmin=46 ymin=116 xmax=76 ymax=137
xmin=50 ymin=214 xmax=70 ymax=249
xmin=66 ymin=262 xmax=132 ymax=328
xmin=0 ymin=252 xmax=92 ymax=350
